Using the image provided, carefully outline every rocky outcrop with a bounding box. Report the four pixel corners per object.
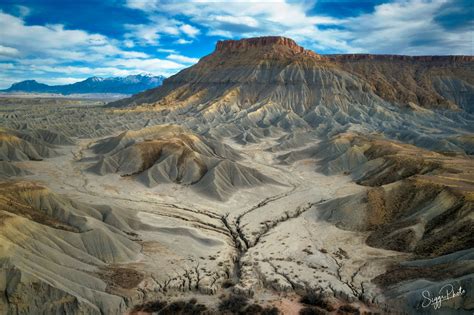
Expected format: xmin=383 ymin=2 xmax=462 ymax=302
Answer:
xmin=215 ymin=36 xmax=321 ymax=58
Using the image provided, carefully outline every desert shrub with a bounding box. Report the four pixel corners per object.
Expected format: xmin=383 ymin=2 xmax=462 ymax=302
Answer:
xmin=218 ymin=294 xmax=279 ymax=314
xmin=218 ymin=293 xmax=249 ymax=313
xmin=300 ymin=292 xmax=333 ymax=311
xmin=338 ymin=304 xmax=360 ymax=314
xmin=239 ymin=304 xmax=280 ymax=315
xmin=162 ymin=300 xmax=208 ymax=315
xmin=132 ymin=300 xmax=167 ymax=312
xmin=132 ymin=298 xmax=208 ymax=314
xmin=242 ymin=304 xmax=263 ymax=314
xmin=260 ymin=306 xmax=280 ymax=315
xmin=221 ymin=280 xmax=235 ymax=288
xmin=164 ymin=301 xmax=187 ymax=313
xmin=299 ymin=307 xmax=327 ymax=315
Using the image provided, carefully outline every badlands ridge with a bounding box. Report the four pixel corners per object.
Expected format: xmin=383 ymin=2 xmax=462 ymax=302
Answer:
xmin=0 ymin=36 xmax=473 ymax=314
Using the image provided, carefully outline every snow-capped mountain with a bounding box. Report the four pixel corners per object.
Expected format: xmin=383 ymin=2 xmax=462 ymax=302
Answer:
xmin=2 ymin=74 xmax=166 ymax=95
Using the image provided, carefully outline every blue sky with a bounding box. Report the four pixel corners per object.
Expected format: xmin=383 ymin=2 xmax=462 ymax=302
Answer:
xmin=0 ymin=0 xmax=472 ymax=88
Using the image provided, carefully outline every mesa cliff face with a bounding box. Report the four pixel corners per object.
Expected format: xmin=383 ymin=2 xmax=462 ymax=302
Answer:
xmin=111 ymin=36 xmax=473 ymax=112
xmin=215 ymin=36 xmax=322 ymax=58
xmin=330 ymin=54 xmax=474 ymax=111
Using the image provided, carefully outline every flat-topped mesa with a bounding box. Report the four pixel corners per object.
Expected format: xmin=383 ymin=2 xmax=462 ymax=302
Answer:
xmin=215 ymin=36 xmax=321 ymax=58
xmin=108 ymin=35 xmax=473 ymax=112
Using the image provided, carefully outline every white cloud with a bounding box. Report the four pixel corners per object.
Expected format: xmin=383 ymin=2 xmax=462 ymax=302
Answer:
xmin=105 ymin=57 xmax=183 ymax=69
xmin=166 ymin=54 xmax=199 ymax=64
xmin=125 ymin=0 xmax=472 ymax=55
xmin=90 ymin=44 xmax=149 ymax=58
xmin=0 ymin=14 xmax=105 ymax=53
xmin=125 ymin=0 xmax=155 ymax=11
xmin=39 ymin=77 xmax=84 ymax=86
xmin=180 ymin=24 xmax=200 ymax=37
xmin=124 ymin=0 xmax=349 ymax=52
xmin=39 ymin=65 xmax=92 ymax=74
xmin=0 ymin=10 xmax=190 ymax=88
xmin=3 ymin=58 xmax=185 ymax=78
xmin=104 ymin=58 xmax=186 ymax=76
xmin=123 ymin=39 xmax=135 ymax=48
xmin=0 ymin=63 xmax=15 ymax=70
xmin=0 ymin=60 xmax=179 ymax=88
xmin=343 ymin=0 xmax=473 ymax=55
xmin=125 ymin=17 xmax=201 ymax=45
xmin=175 ymin=38 xmax=193 ymax=44
xmin=157 ymin=48 xmax=176 ymax=53
xmin=206 ymin=29 xmax=234 ymax=38
xmin=0 ymin=45 xmax=20 ymax=57
xmin=213 ymin=15 xmax=260 ymax=28
xmin=16 ymin=5 xmax=31 ymax=18
xmin=125 ymin=23 xmax=161 ymax=45
xmin=0 ymin=11 xmax=152 ymax=60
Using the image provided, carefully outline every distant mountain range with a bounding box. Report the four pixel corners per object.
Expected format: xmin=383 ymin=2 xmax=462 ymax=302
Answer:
xmin=1 ymin=74 xmax=166 ymax=95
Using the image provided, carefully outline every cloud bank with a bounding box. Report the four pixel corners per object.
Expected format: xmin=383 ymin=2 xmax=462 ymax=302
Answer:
xmin=0 ymin=0 xmax=472 ymax=88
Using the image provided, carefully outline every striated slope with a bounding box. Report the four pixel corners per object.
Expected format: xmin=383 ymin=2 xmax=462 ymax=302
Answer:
xmin=89 ymin=125 xmax=279 ymax=200
xmin=285 ymin=132 xmax=474 ymax=311
xmin=109 ymin=36 xmax=379 ymax=115
xmin=0 ymin=161 xmax=31 ymax=179
xmin=307 ymin=132 xmax=474 ymax=254
xmin=0 ymin=128 xmax=73 ymax=162
xmin=330 ymin=54 xmax=474 ymax=112
xmin=108 ymin=37 xmax=474 ymax=156
xmin=0 ymin=128 xmax=74 ymax=180
xmin=110 ymin=37 xmax=473 ymax=113
xmin=0 ymin=181 xmax=141 ymax=314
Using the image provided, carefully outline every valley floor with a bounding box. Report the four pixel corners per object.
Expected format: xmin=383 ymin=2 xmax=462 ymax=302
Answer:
xmin=1 ymin=99 xmax=472 ymax=314
xmin=16 ymin=123 xmax=404 ymax=312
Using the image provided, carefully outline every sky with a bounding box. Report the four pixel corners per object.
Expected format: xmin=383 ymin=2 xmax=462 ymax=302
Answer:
xmin=0 ymin=0 xmax=472 ymax=88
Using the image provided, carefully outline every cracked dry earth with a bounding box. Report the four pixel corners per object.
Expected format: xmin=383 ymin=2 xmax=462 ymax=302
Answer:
xmin=4 ymin=106 xmax=405 ymax=314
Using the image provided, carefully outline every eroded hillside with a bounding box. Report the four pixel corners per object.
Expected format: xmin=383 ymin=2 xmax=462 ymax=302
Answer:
xmin=0 ymin=37 xmax=473 ymax=314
